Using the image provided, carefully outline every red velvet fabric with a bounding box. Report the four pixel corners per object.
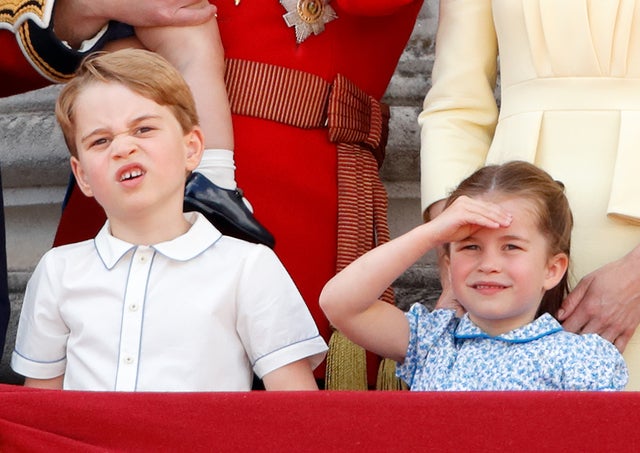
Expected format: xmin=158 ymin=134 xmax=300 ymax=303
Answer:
xmin=1 ymin=384 xmax=639 ymax=451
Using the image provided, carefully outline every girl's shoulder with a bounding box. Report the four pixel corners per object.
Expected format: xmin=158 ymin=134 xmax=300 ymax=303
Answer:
xmin=540 ymin=329 xmax=628 ymax=390
xmin=544 ymin=328 xmax=618 ymax=357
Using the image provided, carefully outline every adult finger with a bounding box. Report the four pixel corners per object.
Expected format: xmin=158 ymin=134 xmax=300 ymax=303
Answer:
xmin=557 ymin=277 xmax=590 ymax=321
xmin=168 ymin=3 xmax=217 ymax=26
xmin=614 ymin=334 xmax=630 ymax=353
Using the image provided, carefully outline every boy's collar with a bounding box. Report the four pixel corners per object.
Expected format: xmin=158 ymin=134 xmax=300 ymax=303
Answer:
xmin=94 ymin=212 xmax=222 ymax=269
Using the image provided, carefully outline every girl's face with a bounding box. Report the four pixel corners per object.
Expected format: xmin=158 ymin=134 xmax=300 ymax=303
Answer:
xmin=448 ymin=194 xmax=568 ymax=336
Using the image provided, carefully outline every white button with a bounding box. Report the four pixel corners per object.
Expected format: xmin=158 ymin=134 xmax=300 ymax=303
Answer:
xmin=123 ymin=356 xmax=134 ymax=365
xmin=129 ymin=303 xmax=139 ymax=312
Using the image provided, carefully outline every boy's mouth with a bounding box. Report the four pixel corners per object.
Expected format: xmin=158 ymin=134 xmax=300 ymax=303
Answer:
xmin=119 ymin=167 xmax=145 ymax=182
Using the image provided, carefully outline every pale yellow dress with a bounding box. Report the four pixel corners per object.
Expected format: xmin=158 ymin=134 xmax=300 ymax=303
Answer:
xmin=420 ymin=0 xmax=640 ymax=389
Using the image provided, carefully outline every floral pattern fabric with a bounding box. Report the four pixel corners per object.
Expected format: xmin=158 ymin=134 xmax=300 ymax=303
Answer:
xmin=396 ymin=305 xmax=628 ymax=391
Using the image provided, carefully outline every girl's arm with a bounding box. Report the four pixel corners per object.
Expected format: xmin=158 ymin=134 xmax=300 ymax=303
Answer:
xmin=320 ymin=196 xmax=512 ymax=362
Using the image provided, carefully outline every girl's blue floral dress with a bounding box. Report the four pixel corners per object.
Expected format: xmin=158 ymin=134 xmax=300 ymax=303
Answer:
xmin=397 ymin=305 xmax=628 ymax=390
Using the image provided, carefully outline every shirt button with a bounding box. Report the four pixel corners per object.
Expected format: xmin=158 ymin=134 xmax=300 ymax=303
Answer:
xmin=123 ymin=356 xmax=134 ymax=365
xmin=129 ymin=303 xmax=139 ymax=312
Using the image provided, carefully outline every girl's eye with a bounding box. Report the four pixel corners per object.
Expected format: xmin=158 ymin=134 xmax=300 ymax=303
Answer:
xmin=505 ymin=244 xmax=521 ymax=251
xmin=461 ymin=244 xmax=479 ymax=251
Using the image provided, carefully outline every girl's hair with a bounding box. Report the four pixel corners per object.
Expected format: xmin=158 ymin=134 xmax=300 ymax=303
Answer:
xmin=444 ymin=161 xmax=573 ymax=319
xmin=55 ymin=48 xmax=199 ymax=158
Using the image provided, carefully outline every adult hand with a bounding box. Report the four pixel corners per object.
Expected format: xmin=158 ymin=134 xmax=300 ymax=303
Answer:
xmin=558 ymin=246 xmax=640 ymax=352
xmin=54 ymin=0 xmax=217 ymax=47
xmin=432 ymin=251 xmax=466 ymax=317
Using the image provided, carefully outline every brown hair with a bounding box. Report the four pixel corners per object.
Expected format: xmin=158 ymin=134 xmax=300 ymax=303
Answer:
xmin=55 ymin=48 xmax=199 ymax=157
xmin=444 ymin=161 xmax=573 ymax=319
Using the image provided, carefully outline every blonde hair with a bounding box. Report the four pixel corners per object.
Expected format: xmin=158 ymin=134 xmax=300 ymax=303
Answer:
xmin=445 ymin=161 xmax=573 ymax=319
xmin=55 ymin=48 xmax=199 ymax=157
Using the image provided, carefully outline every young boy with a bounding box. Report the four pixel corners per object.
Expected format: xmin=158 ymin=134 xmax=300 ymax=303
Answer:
xmin=53 ymin=2 xmax=275 ymax=247
xmin=10 ymin=49 xmax=327 ymax=392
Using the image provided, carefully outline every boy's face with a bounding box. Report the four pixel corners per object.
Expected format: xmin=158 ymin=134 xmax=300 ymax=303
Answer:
xmin=69 ymin=82 xmax=203 ymax=220
xmin=448 ymin=195 xmax=567 ymax=336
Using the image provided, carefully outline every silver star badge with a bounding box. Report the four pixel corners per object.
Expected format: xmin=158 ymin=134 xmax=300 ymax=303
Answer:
xmin=281 ymin=0 xmax=337 ymax=43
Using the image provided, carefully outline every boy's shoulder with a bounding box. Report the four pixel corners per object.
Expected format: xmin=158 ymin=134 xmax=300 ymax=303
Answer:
xmin=45 ymin=237 xmax=97 ymax=260
xmin=204 ymin=234 xmax=278 ymax=266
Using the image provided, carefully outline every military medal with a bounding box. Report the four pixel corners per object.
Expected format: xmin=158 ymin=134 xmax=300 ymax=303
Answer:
xmin=280 ymin=0 xmax=337 ymax=43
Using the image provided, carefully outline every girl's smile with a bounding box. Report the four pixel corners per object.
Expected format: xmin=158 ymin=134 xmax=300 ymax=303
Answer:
xmin=449 ymin=195 xmax=567 ymax=336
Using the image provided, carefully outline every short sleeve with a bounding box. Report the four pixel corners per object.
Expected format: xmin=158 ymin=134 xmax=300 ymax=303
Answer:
xmin=561 ymin=334 xmax=628 ymax=390
xmin=395 ymin=305 xmax=457 ymax=388
xmin=11 ymin=251 xmax=68 ymax=379
xmin=235 ymin=246 xmax=328 ymax=378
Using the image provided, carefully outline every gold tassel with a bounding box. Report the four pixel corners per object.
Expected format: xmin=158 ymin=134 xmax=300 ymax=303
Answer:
xmin=376 ymin=357 xmax=408 ymax=391
xmin=325 ymin=329 xmax=368 ymax=390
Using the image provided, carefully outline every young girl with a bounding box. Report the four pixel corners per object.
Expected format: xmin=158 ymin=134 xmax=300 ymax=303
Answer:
xmin=320 ymin=161 xmax=627 ymax=390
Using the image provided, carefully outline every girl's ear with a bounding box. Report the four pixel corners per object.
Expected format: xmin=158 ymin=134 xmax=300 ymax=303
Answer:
xmin=70 ymin=156 xmax=94 ymax=198
xmin=543 ymin=253 xmax=569 ymax=290
xmin=184 ymin=126 xmax=205 ymax=172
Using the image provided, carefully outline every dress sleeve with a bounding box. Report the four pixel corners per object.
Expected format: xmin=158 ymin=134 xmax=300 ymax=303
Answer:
xmin=419 ymin=0 xmax=499 ymax=214
xmin=235 ymin=246 xmax=328 ymax=379
xmin=561 ymin=334 xmax=628 ymax=390
xmin=395 ymin=305 xmax=455 ymax=388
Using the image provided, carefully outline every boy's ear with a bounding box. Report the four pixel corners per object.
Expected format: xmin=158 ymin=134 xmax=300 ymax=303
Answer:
xmin=543 ymin=253 xmax=569 ymax=290
xmin=70 ymin=156 xmax=94 ymax=198
xmin=184 ymin=126 xmax=205 ymax=172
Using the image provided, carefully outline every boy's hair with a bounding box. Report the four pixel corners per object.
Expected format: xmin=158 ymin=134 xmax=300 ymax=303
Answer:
xmin=445 ymin=161 xmax=573 ymax=319
xmin=55 ymin=48 xmax=199 ymax=158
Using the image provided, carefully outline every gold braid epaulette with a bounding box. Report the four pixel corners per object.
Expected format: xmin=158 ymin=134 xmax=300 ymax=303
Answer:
xmin=1 ymin=0 xmax=81 ymax=82
xmin=0 ymin=0 xmax=51 ymax=29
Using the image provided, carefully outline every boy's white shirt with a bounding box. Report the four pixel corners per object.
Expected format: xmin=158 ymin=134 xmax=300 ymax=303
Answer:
xmin=11 ymin=212 xmax=327 ymax=391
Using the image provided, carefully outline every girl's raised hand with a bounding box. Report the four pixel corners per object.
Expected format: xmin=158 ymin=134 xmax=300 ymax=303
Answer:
xmin=427 ymin=195 xmax=512 ymax=245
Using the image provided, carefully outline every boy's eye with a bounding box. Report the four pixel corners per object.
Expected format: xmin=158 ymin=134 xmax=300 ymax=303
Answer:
xmin=460 ymin=244 xmax=479 ymax=251
xmin=90 ymin=137 xmax=109 ymax=148
xmin=504 ymin=244 xmax=521 ymax=251
xmin=135 ymin=126 xmax=154 ymax=135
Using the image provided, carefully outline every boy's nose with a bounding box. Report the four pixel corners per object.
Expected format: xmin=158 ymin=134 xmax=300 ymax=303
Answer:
xmin=111 ymin=136 xmax=138 ymax=159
